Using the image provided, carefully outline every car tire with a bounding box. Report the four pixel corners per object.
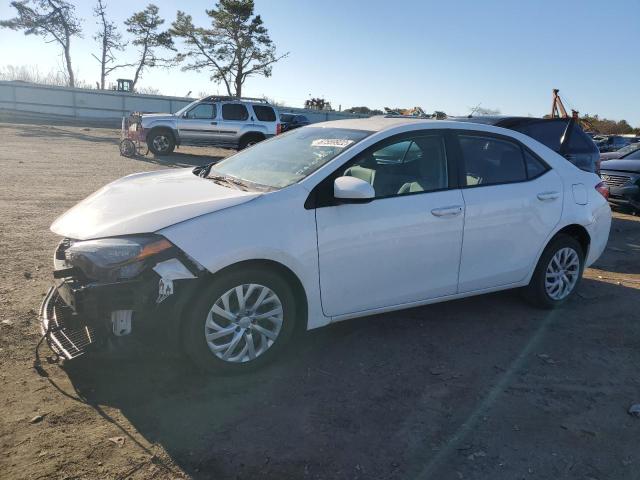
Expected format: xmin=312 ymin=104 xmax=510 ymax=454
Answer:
xmin=182 ymin=267 xmax=298 ymax=373
xmin=147 ymin=129 xmax=175 ymax=156
xmin=238 ymin=134 xmax=264 ymax=150
xmin=523 ymin=234 xmax=585 ymax=309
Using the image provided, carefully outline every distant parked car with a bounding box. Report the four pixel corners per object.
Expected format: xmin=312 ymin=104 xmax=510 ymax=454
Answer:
xmin=600 ymin=142 xmax=640 ymax=161
xmin=139 ymin=96 xmax=281 ymax=155
xmin=452 ymin=116 xmax=600 ymax=173
xmin=279 ymin=113 xmax=310 ymax=132
xmin=596 ymin=135 xmax=635 ymax=153
xmin=600 ymin=147 xmax=640 ymax=211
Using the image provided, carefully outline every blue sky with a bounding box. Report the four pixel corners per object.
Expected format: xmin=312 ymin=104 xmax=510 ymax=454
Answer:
xmin=1 ymin=0 xmax=639 ymax=125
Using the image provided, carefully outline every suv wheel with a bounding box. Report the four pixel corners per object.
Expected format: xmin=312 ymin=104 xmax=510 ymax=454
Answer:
xmin=183 ymin=267 xmax=298 ymax=373
xmin=239 ymin=134 xmax=264 ymax=150
xmin=523 ymin=234 xmax=584 ymax=309
xmin=148 ymin=130 xmax=175 ymax=155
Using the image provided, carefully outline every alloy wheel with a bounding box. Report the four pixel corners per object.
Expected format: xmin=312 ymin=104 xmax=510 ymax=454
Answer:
xmin=152 ymin=135 xmax=170 ymax=152
xmin=204 ymin=283 xmax=284 ymax=363
xmin=545 ymin=247 xmax=580 ymax=300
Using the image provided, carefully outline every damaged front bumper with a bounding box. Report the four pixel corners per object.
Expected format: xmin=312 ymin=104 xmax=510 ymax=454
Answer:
xmin=39 ymin=254 xmax=205 ymax=360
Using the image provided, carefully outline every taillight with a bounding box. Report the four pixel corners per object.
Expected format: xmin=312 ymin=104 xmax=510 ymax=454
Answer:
xmin=276 ymin=123 xmax=282 ymax=135
xmin=595 ymin=181 xmax=609 ymax=200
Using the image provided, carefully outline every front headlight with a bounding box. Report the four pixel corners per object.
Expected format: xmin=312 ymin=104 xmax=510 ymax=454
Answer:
xmin=65 ymin=235 xmax=173 ymax=282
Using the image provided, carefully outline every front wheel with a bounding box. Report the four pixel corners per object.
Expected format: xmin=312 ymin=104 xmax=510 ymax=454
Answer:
xmin=147 ymin=130 xmax=175 ymax=155
xmin=523 ymin=234 xmax=585 ymax=309
xmin=182 ymin=268 xmax=298 ymax=373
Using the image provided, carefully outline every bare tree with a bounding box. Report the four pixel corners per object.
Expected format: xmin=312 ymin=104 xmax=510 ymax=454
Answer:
xmin=171 ymin=0 xmax=288 ymax=97
xmin=92 ymin=0 xmax=130 ymax=89
xmin=1 ymin=0 xmax=82 ymax=87
xmin=124 ymin=4 xmax=174 ymax=91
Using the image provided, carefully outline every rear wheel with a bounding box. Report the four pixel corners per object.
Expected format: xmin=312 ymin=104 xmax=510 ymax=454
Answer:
xmin=147 ymin=130 xmax=175 ymax=155
xmin=523 ymin=234 xmax=584 ymax=309
xmin=183 ymin=267 xmax=298 ymax=373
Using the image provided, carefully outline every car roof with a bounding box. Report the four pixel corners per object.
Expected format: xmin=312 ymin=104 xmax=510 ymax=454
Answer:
xmin=316 ymin=116 xmax=444 ymax=132
xmin=316 ymin=115 xmax=572 ymax=133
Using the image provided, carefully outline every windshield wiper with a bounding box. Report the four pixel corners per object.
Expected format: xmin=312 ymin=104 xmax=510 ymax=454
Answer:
xmin=208 ymin=174 xmax=250 ymax=191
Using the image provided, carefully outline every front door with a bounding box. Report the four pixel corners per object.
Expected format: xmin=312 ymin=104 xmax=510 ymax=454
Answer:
xmin=315 ymin=132 xmax=465 ymax=317
xmin=177 ymin=102 xmax=217 ymax=144
xmin=455 ymin=133 xmax=563 ymax=292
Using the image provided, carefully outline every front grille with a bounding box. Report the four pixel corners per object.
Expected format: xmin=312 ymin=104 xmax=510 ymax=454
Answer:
xmin=601 ymin=173 xmax=631 ymax=187
xmin=40 ymin=288 xmax=99 ymax=359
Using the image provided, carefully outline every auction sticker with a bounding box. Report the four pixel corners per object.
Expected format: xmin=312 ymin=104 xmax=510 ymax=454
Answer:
xmin=311 ymin=139 xmax=355 ymax=148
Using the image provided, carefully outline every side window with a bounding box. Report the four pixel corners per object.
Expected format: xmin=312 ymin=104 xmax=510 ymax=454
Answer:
xmin=222 ymin=103 xmax=249 ymax=121
xmin=342 ymin=135 xmax=448 ymax=198
xmin=253 ymin=105 xmax=276 ymax=122
xmin=524 ymin=150 xmax=548 ymax=179
xmin=459 ymin=135 xmax=527 ymax=186
xmin=185 ymin=103 xmax=215 ymax=119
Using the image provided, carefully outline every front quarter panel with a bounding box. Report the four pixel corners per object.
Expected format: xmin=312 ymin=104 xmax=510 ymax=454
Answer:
xmin=157 ymin=185 xmax=327 ymax=329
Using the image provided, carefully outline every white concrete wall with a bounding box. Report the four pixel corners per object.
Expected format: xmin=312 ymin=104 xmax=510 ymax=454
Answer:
xmin=0 ymin=81 xmax=369 ymax=123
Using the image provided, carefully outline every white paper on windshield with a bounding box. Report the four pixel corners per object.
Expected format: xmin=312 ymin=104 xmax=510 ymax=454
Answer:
xmin=311 ymin=139 xmax=355 ymax=148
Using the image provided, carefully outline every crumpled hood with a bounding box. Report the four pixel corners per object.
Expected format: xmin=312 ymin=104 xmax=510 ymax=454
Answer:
xmin=51 ymin=168 xmax=261 ymax=240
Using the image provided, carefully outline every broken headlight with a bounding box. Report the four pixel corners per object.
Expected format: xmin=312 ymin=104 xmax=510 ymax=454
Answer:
xmin=65 ymin=235 xmax=173 ymax=282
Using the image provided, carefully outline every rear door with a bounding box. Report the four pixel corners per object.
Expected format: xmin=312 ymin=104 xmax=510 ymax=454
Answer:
xmin=455 ymin=132 xmax=563 ymax=292
xmin=176 ymin=102 xmax=217 ymax=144
xmin=218 ymin=103 xmax=251 ymax=147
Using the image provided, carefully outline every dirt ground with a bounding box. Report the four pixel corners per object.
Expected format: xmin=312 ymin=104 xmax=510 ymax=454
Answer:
xmin=0 ymin=122 xmax=639 ymax=480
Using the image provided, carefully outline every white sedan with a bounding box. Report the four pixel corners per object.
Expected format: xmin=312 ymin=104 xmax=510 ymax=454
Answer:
xmin=41 ymin=117 xmax=611 ymax=372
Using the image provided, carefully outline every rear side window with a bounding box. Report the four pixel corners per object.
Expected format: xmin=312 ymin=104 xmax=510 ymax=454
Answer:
xmin=511 ymin=120 xmax=567 ymax=152
xmin=524 ymin=150 xmax=548 ymax=179
xmin=253 ymin=105 xmax=276 ymax=122
xmin=459 ymin=135 xmax=527 ymax=186
xmin=222 ymin=103 xmax=249 ymax=121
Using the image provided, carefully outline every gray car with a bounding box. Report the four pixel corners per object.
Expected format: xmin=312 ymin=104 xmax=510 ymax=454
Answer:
xmin=141 ymin=96 xmax=281 ymax=155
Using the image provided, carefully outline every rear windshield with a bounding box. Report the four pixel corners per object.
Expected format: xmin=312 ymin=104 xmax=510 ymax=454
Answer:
xmin=509 ymin=120 xmax=595 ymax=153
xmin=509 ymin=121 xmax=567 ymax=151
xmin=253 ymin=105 xmax=277 ymax=122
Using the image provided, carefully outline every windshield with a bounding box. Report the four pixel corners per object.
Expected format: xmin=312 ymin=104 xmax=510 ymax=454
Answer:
xmin=209 ymin=127 xmax=372 ymax=188
xmin=175 ymin=99 xmax=202 ymax=117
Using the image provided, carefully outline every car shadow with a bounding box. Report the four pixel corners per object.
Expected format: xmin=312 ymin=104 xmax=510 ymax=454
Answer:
xmin=57 ymin=278 xmax=640 ymax=479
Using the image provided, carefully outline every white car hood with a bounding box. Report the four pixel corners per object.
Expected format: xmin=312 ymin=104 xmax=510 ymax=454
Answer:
xmin=51 ymin=168 xmax=261 ymax=240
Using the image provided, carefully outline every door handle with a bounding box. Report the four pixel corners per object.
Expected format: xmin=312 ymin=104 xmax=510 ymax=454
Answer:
xmin=537 ymin=191 xmax=560 ymax=201
xmin=210 ymin=121 xmax=217 ymax=125
xmin=431 ymin=205 xmax=463 ymax=217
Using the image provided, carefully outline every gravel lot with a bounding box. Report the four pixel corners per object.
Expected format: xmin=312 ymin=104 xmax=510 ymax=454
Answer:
xmin=0 ymin=121 xmax=639 ymax=480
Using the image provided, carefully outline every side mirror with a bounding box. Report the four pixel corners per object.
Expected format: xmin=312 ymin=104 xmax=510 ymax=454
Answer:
xmin=334 ymin=176 xmax=375 ymax=203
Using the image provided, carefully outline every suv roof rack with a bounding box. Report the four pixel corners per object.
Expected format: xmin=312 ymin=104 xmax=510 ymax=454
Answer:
xmin=203 ymin=95 xmax=270 ymax=104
